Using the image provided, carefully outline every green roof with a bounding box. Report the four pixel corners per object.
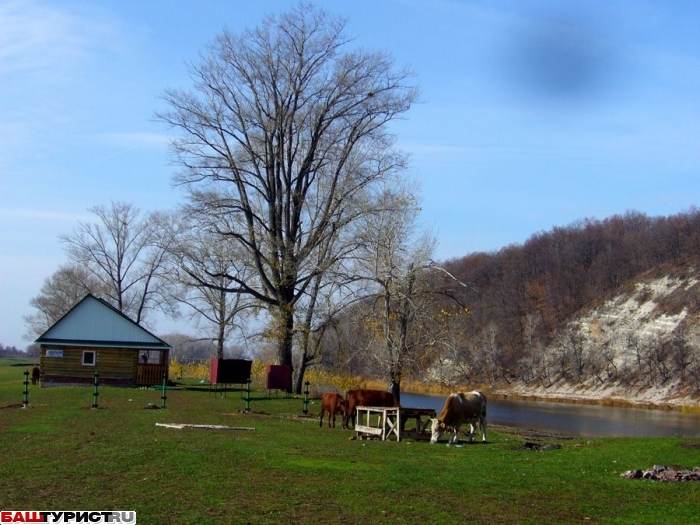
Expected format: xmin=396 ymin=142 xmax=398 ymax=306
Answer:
xmin=35 ymin=294 xmax=171 ymax=350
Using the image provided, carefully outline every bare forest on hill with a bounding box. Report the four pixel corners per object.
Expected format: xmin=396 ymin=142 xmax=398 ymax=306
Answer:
xmin=325 ymin=208 xmax=700 ymax=394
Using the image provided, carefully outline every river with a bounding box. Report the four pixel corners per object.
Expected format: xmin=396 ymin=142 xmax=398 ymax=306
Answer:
xmin=401 ymin=392 xmax=700 ymax=438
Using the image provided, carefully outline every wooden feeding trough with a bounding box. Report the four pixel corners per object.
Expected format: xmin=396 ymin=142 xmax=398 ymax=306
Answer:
xmin=354 ymin=406 xmax=401 ymax=441
xmin=354 ymin=406 xmax=437 ymax=441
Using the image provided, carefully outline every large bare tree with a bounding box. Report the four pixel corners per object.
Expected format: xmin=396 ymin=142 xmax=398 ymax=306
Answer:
xmin=59 ymin=201 xmax=178 ymax=326
xmin=351 ymin=185 xmax=432 ymax=401
xmin=156 ymin=4 xmax=417 ymax=367
xmin=345 ymin=182 xmax=473 ymax=401
xmin=168 ymin=217 xmax=257 ymax=359
xmin=291 ymin=247 xmax=363 ymax=392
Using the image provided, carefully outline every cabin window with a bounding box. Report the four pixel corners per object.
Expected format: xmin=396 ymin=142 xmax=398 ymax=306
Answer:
xmin=140 ymin=350 xmax=160 ymax=364
xmin=82 ymin=350 xmax=96 ymax=366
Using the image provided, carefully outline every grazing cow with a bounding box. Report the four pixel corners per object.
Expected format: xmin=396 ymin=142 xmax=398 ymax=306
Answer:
xmin=31 ymin=366 xmax=41 ymax=386
xmin=319 ymin=393 xmax=347 ymax=429
xmin=429 ymin=391 xmax=487 ymax=444
xmin=344 ymin=389 xmax=399 ymax=429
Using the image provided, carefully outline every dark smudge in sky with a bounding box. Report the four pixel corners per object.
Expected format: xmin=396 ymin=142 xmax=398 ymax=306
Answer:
xmin=501 ymin=7 xmax=618 ymax=104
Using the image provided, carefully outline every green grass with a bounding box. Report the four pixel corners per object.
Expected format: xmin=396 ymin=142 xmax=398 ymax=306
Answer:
xmin=1 ymin=358 xmax=699 ymax=524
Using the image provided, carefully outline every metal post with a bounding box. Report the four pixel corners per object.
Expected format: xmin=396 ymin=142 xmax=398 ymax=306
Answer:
xmin=244 ymin=378 xmax=251 ymax=412
xmin=23 ymin=370 xmax=29 ymax=407
xmin=303 ymin=381 xmax=310 ymax=415
xmin=161 ymin=373 xmax=167 ymax=409
xmin=92 ymin=372 xmax=99 ymax=408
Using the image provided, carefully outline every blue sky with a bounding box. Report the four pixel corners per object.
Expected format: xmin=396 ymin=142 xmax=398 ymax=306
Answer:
xmin=2 ymin=0 xmax=699 ymax=349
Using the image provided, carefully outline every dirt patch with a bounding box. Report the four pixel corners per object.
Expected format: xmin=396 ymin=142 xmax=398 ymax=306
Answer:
xmin=491 ymin=423 xmax=575 ymax=441
xmin=520 ymin=442 xmax=563 ymax=451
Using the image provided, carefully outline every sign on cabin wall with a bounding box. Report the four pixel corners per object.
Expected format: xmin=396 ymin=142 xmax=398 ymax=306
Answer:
xmin=45 ymin=349 xmax=64 ymax=357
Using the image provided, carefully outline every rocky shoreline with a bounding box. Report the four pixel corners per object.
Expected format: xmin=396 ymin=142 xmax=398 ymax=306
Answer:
xmin=489 ymin=378 xmax=700 ymax=412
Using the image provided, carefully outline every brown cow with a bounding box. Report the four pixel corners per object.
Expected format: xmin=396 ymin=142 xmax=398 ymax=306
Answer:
xmin=31 ymin=366 xmax=41 ymax=386
xmin=319 ymin=393 xmax=347 ymax=429
xmin=429 ymin=391 xmax=487 ymax=444
xmin=344 ymin=389 xmax=399 ymax=429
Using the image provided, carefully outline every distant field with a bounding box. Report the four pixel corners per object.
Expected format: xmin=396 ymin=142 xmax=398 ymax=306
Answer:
xmin=1 ymin=358 xmax=698 ymax=524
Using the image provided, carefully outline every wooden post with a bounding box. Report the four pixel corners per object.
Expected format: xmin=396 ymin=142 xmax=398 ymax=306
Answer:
xmin=303 ymin=381 xmax=310 ymax=414
xmin=244 ymin=378 xmax=251 ymax=412
xmin=22 ymin=370 xmax=29 ymax=407
xmin=161 ymin=373 xmax=167 ymax=408
xmin=92 ymin=372 xmax=99 ymax=408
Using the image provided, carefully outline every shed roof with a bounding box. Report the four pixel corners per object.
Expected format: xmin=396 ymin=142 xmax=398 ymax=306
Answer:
xmin=35 ymin=294 xmax=171 ymax=350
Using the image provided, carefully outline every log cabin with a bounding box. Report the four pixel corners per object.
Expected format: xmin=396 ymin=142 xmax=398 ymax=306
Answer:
xmin=35 ymin=294 xmax=171 ymax=387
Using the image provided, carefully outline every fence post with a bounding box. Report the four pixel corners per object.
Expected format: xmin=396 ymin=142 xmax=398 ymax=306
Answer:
xmin=92 ymin=372 xmax=99 ymax=408
xmin=244 ymin=378 xmax=251 ymax=412
xmin=303 ymin=381 xmax=310 ymax=415
xmin=23 ymin=370 xmax=29 ymax=407
xmin=161 ymin=373 xmax=167 ymax=409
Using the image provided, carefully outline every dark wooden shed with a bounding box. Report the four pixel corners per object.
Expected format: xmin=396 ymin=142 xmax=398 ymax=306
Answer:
xmin=210 ymin=358 xmax=253 ymax=385
xmin=35 ymin=294 xmax=171 ymax=387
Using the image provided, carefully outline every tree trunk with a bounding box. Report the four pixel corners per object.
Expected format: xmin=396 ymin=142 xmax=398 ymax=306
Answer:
xmin=277 ymin=305 xmax=294 ymax=367
xmin=294 ymin=357 xmax=309 ymax=395
xmin=215 ymin=321 xmax=225 ymax=359
xmin=216 ymin=289 xmax=225 ymax=359
xmin=389 ymin=376 xmax=401 ymax=405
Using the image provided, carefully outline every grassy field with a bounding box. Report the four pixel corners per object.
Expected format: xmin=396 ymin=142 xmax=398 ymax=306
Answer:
xmin=1 ymin=359 xmax=699 ymax=524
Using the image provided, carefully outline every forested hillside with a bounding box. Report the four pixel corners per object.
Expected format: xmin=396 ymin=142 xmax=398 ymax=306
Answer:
xmin=426 ymin=208 xmax=700 ymax=401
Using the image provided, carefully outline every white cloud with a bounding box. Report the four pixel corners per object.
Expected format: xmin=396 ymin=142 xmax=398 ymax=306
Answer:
xmin=0 ymin=1 xmax=134 ymax=169
xmin=0 ymin=0 xmax=94 ymax=78
xmin=95 ymin=132 xmax=172 ymax=150
xmin=0 ymin=208 xmax=92 ymax=223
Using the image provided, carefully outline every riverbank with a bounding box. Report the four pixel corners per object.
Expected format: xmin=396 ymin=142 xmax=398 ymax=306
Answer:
xmin=489 ymin=377 xmax=700 ymax=413
xmin=391 ymin=377 xmax=700 ymax=413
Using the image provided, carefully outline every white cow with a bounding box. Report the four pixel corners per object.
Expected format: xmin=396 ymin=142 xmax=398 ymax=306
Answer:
xmin=429 ymin=391 xmax=487 ymax=444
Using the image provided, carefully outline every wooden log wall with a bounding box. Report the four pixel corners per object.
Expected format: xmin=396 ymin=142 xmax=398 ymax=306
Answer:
xmin=40 ymin=346 xmax=138 ymax=383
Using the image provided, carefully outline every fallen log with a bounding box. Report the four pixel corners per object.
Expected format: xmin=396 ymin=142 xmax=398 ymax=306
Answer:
xmin=156 ymin=423 xmax=256 ymax=431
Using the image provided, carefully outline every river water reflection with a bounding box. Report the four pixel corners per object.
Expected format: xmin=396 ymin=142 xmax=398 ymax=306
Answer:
xmin=401 ymin=392 xmax=700 ymax=438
